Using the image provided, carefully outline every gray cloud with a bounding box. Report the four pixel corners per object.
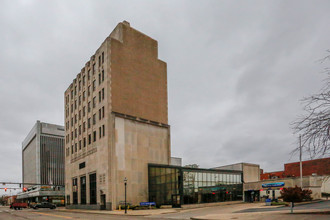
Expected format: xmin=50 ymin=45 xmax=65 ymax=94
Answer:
xmin=1 ymin=0 xmax=330 ymax=195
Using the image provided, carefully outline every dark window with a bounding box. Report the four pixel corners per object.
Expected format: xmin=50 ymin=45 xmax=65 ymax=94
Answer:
xmin=83 ymin=91 xmax=86 ymax=101
xmin=93 ymin=64 xmax=95 ymax=75
xmin=102 ymin=70 xmax=104 ymax=82
xmin=89 ymin=173 xmax=97 ymax=204
xmin=71 ymin=145 xmax=73 ymax=154
xmin=67 ymin=195 xmax=70 ymax=205
xmin=102 ymin=52 xmax=104 ymax=63
xmin=79 ymin=125 xmax=81 ymax=135
xmin=88 ymin=70 xmax=90 ymax=80
xmin=88 ymin=134 xmax=91 ymax=144
xmin=99 ymin=109 xmax=101 ymax=120
xmin=99 ymin=73 xmax=101 ymax=85
xmin=83 ymin=107 xmax=86 ymax=116
xmin=74 ymin=129 xmax=77 ymax=138
xmin=83 ymin=138 xmax=86 ymax=147
xmin=83 ymin=75 xmax=85 ymax=85
xmin=79 ymin=162 xmax=86 ymax=169
xmin=79 ymin=110 xmax=81 ymax=120
xmin=102 ymin=125 xmax=105 ymax=136
xmin=71 ymin=104 xmax=73 ymax=113
xmin=98 ymin=56 xmax=101 ymax=67
xmin=99 ymin=91 xmax=101 ymax=102
xmin=93 ymin=114 xmax=96 ymax=125
xmin=79 ymin=140 xmax=81 ymax=150
xmin=88 ymin=102 xmax=91 ymax=112
xmin=93 ymin=97 xmax=96 ymax=108
xmin=83 ymin=122 xmax=86 ymax=132
xmin=80 ymin=176 xmax=86 ymax=204
xmin=78 ymin=81 xmax=81 ymax=91
xmin=93 ymin=80 xmax=96 ymax=91
xmin=93 ymin=131 xmax=96 ymax=142
xmin=72 ymin=178 xmax=78 ymax=204
xmin=99 ymin=127 xmax=101 ymax=138
xmin=102 ymin=88 xmax=104 ymax=100
xmin=88 ymin=118 xmax=91 ymax=128
xmin=88 ymin=86 xmax=91 ymax=96
xmin=102 ymin=106 xmax=104 ymax=118
xmin=75 ymin=143 xmax=77 ymax=152
xmin=74 ymin=100 xmax=77 ymax=110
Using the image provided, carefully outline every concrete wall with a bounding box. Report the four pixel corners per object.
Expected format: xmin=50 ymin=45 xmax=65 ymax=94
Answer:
xmin=243 ymin=163 xmax=260 ymax=183
xmin=110 ymin=22 xmax=168 ymax=124
xmin=23 ymin=136 xmax=37 ymax=187
xmin=111 ymin=116 xmax=170 ymax=209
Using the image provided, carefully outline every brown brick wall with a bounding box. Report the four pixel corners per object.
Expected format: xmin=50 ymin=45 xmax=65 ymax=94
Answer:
xmin=110 ymin=23 xmax=168 ymax=124
xmin=284 ymin=157 xmax=330 ymax=177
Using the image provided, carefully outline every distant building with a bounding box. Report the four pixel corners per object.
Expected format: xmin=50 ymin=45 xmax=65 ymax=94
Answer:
xmin=64 ymin=21 xmax=170 ymax=210
xmin=17 ymin=121 xmax=65 ymax=205
xmin=261 ymin=157 xmax=330 ymax=180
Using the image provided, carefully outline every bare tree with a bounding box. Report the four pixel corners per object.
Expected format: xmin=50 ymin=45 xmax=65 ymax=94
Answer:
xmin=292 ymin=51 xmax=330 ymax=158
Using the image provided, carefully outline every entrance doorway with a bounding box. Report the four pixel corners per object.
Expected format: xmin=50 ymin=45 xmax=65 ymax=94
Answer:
xmin=100 ymin=194 xmax=106 ymax=210
xmin=171 ymin=194 xmax=181 ymax=208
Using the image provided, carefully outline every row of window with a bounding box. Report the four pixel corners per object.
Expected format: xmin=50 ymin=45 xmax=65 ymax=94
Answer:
xmin=65 ymin=124 xmax=105 ymax=156
xmin=71 ymin=173 xmax=96 ymax=205
xmin=65 ymin=106 xmax=105 ymax=143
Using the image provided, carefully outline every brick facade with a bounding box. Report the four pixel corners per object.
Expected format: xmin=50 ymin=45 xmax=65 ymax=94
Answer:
xmin=261 ymin=157 xmax=330 ymax=180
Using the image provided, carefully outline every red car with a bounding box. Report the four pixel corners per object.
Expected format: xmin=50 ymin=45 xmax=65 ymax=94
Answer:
xmin=10 ymin=202 xmax=28 ymax=210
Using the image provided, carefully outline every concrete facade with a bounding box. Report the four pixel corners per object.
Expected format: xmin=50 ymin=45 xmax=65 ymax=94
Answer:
xmin=64 ymin=21 xmax=170 ymax=210
xmin=214 ymin=163 xmax=260 ymax=183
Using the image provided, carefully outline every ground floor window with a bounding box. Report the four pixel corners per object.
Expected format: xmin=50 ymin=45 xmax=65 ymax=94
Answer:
xmin=72 ymin=178 xmax=78 ymax=204
xmin=80 ymin=176 xmax=86 ymax=204
xmin=89 ymin=173 xmax=97 ymax=204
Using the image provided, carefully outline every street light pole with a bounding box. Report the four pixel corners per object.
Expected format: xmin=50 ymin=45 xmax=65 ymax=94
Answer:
xmin=299 ymin=135 xmax=303 ymax=188
xmin=124 ymin=177 xmax=127 ymax=214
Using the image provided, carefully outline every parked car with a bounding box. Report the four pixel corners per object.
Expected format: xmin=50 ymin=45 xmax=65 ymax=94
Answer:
xmin=10 ymin=202 xmax=28 ymax=210
xmin=32 ymin=202 xmax=56 ymax=209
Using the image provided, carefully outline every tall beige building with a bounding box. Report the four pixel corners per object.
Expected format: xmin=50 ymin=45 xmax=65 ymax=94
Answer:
xmin=64 ymin=21 xmax=170 ymax=210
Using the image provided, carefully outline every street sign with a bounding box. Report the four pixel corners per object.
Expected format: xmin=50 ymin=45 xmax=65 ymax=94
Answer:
xmin=262 ymin=182 xmax=285 ymax=188
xmin=140 ymin=202 xmax=156 ymax=206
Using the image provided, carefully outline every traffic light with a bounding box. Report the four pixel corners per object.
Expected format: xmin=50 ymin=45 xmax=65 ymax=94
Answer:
xmin=4 ymin=188 xmax=7 ymax=192
xmin=23 ymin=187 xmax=27 ymax=192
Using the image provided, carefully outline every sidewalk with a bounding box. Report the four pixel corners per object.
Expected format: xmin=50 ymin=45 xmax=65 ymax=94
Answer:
xmin=56 ymin=207 xmax=178 ymax=216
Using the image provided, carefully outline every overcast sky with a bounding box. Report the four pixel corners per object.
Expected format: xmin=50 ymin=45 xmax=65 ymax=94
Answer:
xmin=1 ymin=0 xmax=330 ymax=194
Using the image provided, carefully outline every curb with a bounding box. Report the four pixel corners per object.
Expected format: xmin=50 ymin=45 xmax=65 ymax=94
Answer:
xmin=55 ymin=208 xmax=178 ymax=216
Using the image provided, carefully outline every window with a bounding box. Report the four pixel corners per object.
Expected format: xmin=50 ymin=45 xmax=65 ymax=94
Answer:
xmin=71 ymin=90 xmax=73 ymax=99
xmin=79 ymin=162 xmax=86 ymax=169
xmin=71 ymin=104 xmax=73 ymax=113
xmin=102 ymin=88 xmax=104 ymax=100
xmin=78 ymin=81 xmax=81 ymax=91
xmin=88 ymin=134 xmax=91 ymax=144
xmin=71 ymin=118 xmax=73 ymax=127
xmin=79 ymin=96 xmax=81 ymax=105
xmin=99 ymin=109 xmax=101 ymax=120
xmin=71 ymin=131 xmax=73 ymax=140
xmin=98 ymin=73 xmax=101 ymax=85
xmin=102 ymin=125 xmax=105 ymax=136
xmin=88 ymin=86 xmax=91 ymax=96
xmin=75 ymin=143 xmax=77 ymax=152
xmin=74 ymin=129 xmax=77 ymax=138
xmin=99 ymin=91 xmax=101 ymax=103
xmin=102 ymin=52 xmax=104 ymax=63
xmin=83 ymin=138 xmax=86 ymax=147
xmin=88 ymin=70 xmax=90 ymax=80
xmin=83 ymin=106 xmax=86 ymax=117
xmin=75 ymin=114 xmax=77 ymax=124
xmin=102 ymin=70 xmax=104 ymax=82
xmin=79 ymin=110 xmax=81 ymax=120
xmin=83 ymin=91 xmax=86 ymax=101
xmin=74 ymin=86 xmax=77 ymax=96
xmin=93 ymin=114 xmax=96 ymax=125
xmin=98 ymin=55 xmax=101 ymax=67
xmin=79 ymin=140 xmax=81 ymax=150
xmin=88 ymin=102 xmax=91 ymax=112
xmin=93 ymin=97 xmax=96 ymax=108
xmin=93 ymin=80 xmax=96 ymax=91
xmin=74 ymin=100 xmax=77 ymax=110
xmin=93 ymin=64 xmax=95 ymax=75
xmin=71 ymin=145 xmax=73 ymax=154
xmin=102 ymin=106 xmax=105 ymax=118
xmin=83 ymin=122 xmax=86 ymax=132
xmin=79 ymin=125 xmax=81 ymax=135
xmin=72 ymin=178 xmax=78 ymax=204
xmin=93 ymin=131 xmax=96 ymax=142
xmin=83 ymin=75 xmax=85 ymax=85
xmin=88 ymin=118 xmax=91 ymax=128
xmin=89 ymin=173 xmax=97 ymax=204
xmin=99 ymin=127 xmax=101 ymax=138
xmin=80 ymin=176 xmax=86 ymax=204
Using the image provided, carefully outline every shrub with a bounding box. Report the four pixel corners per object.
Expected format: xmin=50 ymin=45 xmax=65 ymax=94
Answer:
xmin=280 ymin=186 xmax=313 ymax=203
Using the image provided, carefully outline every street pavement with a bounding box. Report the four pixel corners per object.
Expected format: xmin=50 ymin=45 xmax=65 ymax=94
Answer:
xmin=0 ymin=200 xmax=329 ymax=220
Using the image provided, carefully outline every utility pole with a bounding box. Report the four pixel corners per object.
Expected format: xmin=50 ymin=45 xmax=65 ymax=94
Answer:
xmin=299 ymin=135 xmax=303 ymax=188
xmin=124 ymin=177 xmax=127 ymax=214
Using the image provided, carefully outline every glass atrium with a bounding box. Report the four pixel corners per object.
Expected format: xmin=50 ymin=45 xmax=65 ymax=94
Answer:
xmin=148 ymin=164 xmax=243 ymax=207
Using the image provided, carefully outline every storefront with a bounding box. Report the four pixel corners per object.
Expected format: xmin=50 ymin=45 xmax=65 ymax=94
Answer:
xmin=148 ymin=164 xmax=243 ymax=207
